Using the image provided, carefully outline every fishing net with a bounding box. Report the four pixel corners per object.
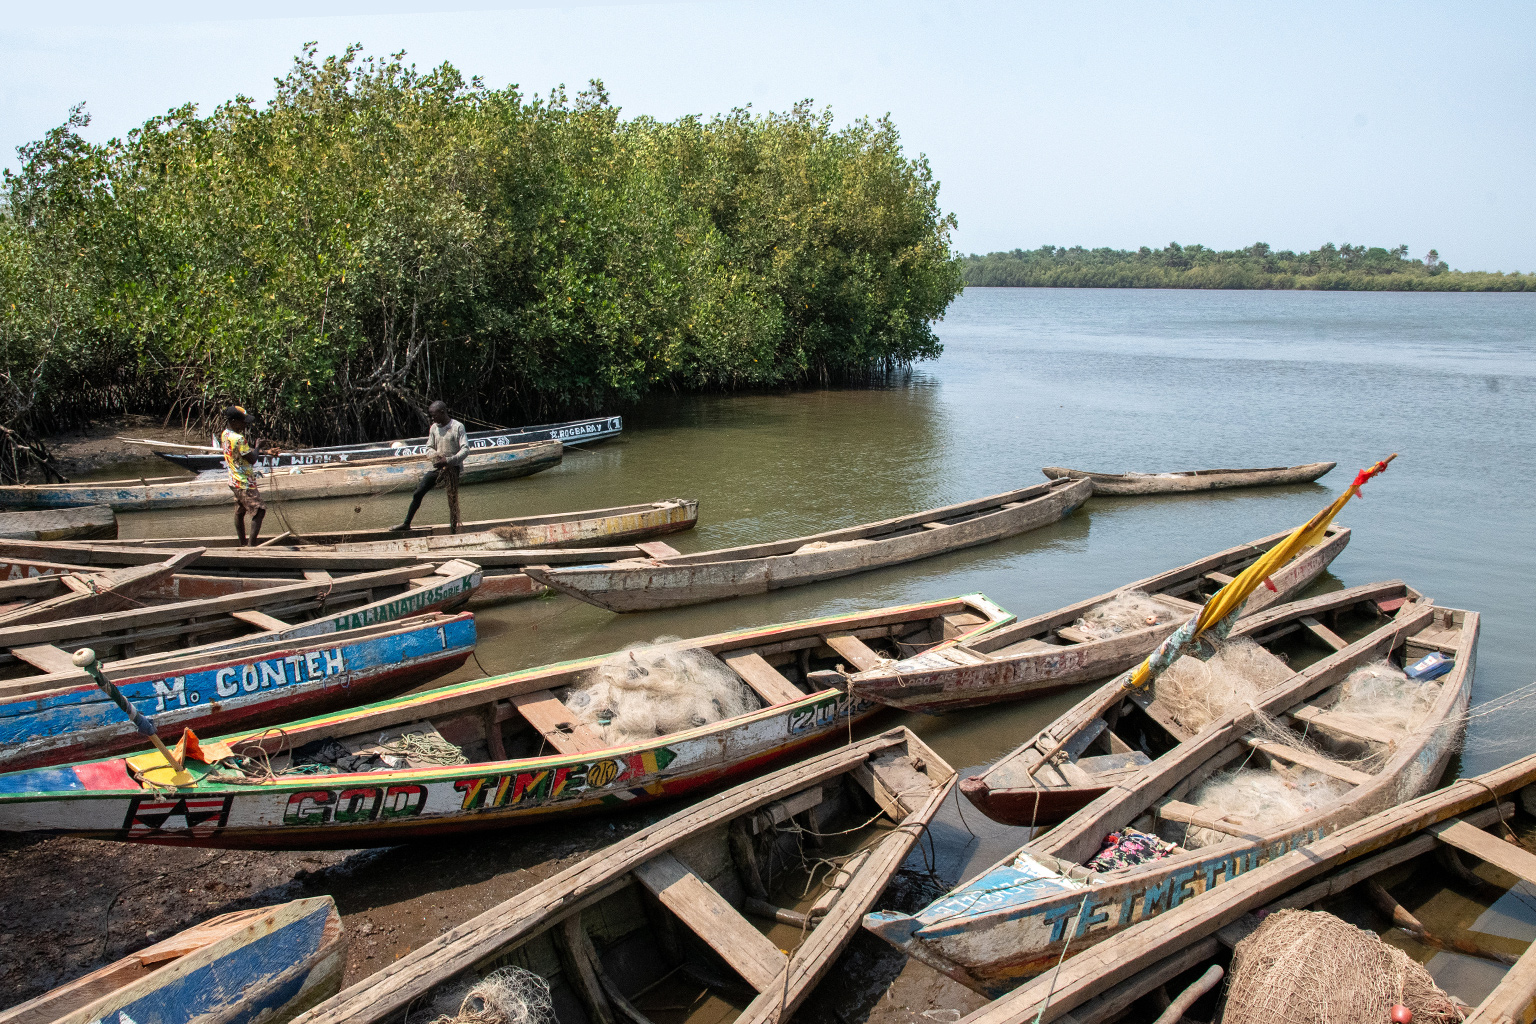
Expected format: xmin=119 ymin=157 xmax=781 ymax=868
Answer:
xmin=1149 ymin=638 xmax=1293 ymax=735
xmin=795 ymin=538 xmax=873 ymax=554
xmin=1074 ymin=590 xmax=1185 ymax=640
xmin=429 ymin=967 xmax=555 ymax=1024
xmin=1334 ymin=660 xmax=1441 ymax=735
xmin=1223 ymin=909 xmax=1462 ymax=1024
xmin=1163 ymin=766 xmax=1353 ymax=849
xmin=563 ymin=639 xmax=759 ymax=743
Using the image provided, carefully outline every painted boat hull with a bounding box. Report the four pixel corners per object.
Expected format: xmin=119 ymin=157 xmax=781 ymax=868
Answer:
xmin=0 ymin=613 xmax=475 ymax=772
xmin=849 ymin=525 xmax=1348 ymax=715
xmin=866 ymin=601 xmax=1478 ymax=997
xmin=0 ymin=897 xmax=346 ymax=1024
xmin=0 ymin=504 xmax=116 ymax=541
xmin=0 ymin=442 xmax=562 ymax=511
xmin=1042 ymin=461 xmax=1336 ymax=495
xmin=0 ymin=595 xmax=1011 ymax=849
xmin=156 ymin=414 xmax=621 ymax=472
xmin=527 ymin=477 xmax=1093 ymax=612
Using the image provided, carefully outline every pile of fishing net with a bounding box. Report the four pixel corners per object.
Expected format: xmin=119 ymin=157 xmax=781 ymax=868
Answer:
xmin=1149 ymin=637 xmax=1293 ymax=734
xmin=1334 ymin=660 xmax=1441 ymax=735
xmin=1074 ymin=590 xmax=1185 ymax=640
xmin=563 ymin=639 xmax=759 ymax=743
xmin=795 ymin=538 xmax=873 ymax=554
xmin=1165 ymin=764 xmax=1352 ymax=849
xmin=429 ymin=967 xmax=554 ymax=1024
xmin=1222 ymin=909 xmax=1462 ymax=1024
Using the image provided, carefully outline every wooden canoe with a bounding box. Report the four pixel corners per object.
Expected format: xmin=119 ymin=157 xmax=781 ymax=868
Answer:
xmin=144 ymin=413 xmax=622 ymax=472
xmin=955 ymin=581 xmax=1427 ymax=828
xmin=0 ymin=440 xmax=561 ymax=511
xmin=0 ymin=612 xmax=475 ymax=772
xmin=1042 ymin=461 xmax=1336 ymax=495
xmin=0 ymin=557 xmax=481 ymax=674
xmin=290 ymin=728 xmax=952 ymax=1024
xmin=0 ymin=896 xmax=345 ymax=1024
xmin=0 ymin=594 xmax=1010 ymax=848
xmin=865 ymin=585 xmax=1476 ymax=996
xmin=0 ymin=504 xmax=116 ymax=541
xmin=956 ymin=754 xmax=1536 ymax=1024
xmin=524 ymin=477 xmax=1094 ymax=613
xmin=848 ymin=524 xmax=1349 ymax=715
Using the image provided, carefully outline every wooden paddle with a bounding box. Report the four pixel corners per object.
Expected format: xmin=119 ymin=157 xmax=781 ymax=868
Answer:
xmin=72 ymin=647 xmax=194 ymax=786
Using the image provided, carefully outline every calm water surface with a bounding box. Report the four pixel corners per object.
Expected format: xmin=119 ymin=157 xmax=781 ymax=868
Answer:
xmin=118 ymin=287 xmax=1536 ymax=887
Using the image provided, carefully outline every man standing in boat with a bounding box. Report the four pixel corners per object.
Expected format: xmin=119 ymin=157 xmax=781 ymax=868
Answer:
xmin=392 ymin=400 xmax=467 ymax=533
xmin=221 ymin=406 xmax=276 ymax=546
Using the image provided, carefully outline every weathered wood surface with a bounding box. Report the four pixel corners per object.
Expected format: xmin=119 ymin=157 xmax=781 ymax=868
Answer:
xmin=1041 ymin=461 xmax=1336 ymax=495
xmin=524 ymin=477 xmax=1093 ymax=612
xmin=289 ymin=729 xmax=947 ymax=1024
xmin=868 ymin=591 xmax=1478 ymax=994
xmin=0 ymin=505 xmax=116 ymax=541
xmin=0 ymin=549 xmax=203 ymax=627
xmin=955 ymin=755 xmax=1536 ymax=1023
xmin=0 ymin=441 xmax=562 ymax=511
xmin=633 ymin=851 xmax=789 ymax=990
xmin=849 ymin=525 xmax=1348 ymax=714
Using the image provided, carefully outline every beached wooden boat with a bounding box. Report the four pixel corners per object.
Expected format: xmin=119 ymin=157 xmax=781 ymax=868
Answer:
xmin=291 ymin=728 xmax=951 ymax=1024
xmin=83 ymin=498 xmax=697 ymax=552
xmin=0 ymin=896 xmax=345 ymax=1024
xmin=0 ymin=594 xmax=1009 ymax=848
xmin=956 ymin=581 xmax=1429 ymax=828
xmin=0 ymin=557 xmax=481 ymax=675
xmin=956 ymin=752 xmax=1536 ymax=1024
xmin=0 ymin=611 xmax=475 ymax=772
xmin=1042 ymin=461 xmax=1335 ymax=495
xmin=525 ymin=477 xmax=1094 ymax=613
xmin=865 ymin=585 xmax=1476 ymax=995
xmin=0 ymin=440 xmax=561 ymax=510
xmin=848 ymin=524 xmax=1349 ymax=715
xmin=140 ymin=413 xmax=622 ymax=473
xmin=0 ymin=549 xmax=202 ymax=626
xmin=0 ymin=504 xmax=115 ymax=540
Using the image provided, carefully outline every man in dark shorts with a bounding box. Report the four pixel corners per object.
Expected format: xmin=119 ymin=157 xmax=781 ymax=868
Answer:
xmin=220 ymin=406 xmax=275 ymax=546
xmin=392 ymin=400 xmax=467 ymax=533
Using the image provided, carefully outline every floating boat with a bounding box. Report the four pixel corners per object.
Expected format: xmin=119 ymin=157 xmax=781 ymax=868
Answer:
xmin=865 ymin=585 xmax=1476 ymax=995
xmin=0 ymin=504 xmax=115 ymax=541
xmin=524 ymin=477 xmax=1094 ymax=613
xmin=955 ymin=581 xmax=1424 ymax=827
xmin=0 ymin=896 xmax=345 ymax=1024
xmin=137 ymin=414 xmax=622 ymax=473
xmin=83 ymin=498 xmax=697 ymax=552
xmin=0 ymin=593 xmax=1010 ymax=848
xmin=1042 ymin=461 xmax=1336 ymax=495
xmin=955 ymin=752 xmax=1536 ymax=1024
xmin=0 ymin=440 xmax=562 ymax=510
xmin=0 ymin=549 xmax=202 ymax=626
xmin=0 ymin=557 xmax=481 ymax=675
xmin=0 ymin=611 xmax=475 ymax=772
xmin=290 ymin=728 xmax=951 ymax=1024
xmin=848 ymin=524 xmax=1349 ymax=715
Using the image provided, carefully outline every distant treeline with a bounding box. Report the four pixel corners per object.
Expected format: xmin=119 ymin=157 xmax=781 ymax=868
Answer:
xmin=962 ymin=243 xmax=1535 ymax=291
xmin=0 ymin=46 xmax=962 ymax=442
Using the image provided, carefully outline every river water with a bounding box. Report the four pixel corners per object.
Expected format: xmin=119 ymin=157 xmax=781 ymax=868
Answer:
xmin=113 ymin=286 xmax=1536 ymax=1001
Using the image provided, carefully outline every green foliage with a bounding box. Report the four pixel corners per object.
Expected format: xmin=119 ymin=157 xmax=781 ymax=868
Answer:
xmin=0 ymin=46 xmax=960 ymax=440
xmin=962 ymin=243 xmax=1535 ymax=291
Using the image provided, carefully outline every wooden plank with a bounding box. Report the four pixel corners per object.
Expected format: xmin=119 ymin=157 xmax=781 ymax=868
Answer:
xmin=257 ymin=531 xmax=294 ymax=547
xmin=992 ymin=637 xmax=1057 ymax=657
xmin=509 ymin=690 xmax=608 ymax=755
xmin=752 ymin=786 xmax=826 ymax=834
xmin=304 ymin=570 xmax=334 ymax=582
xmin=635 ymin=540 xmax=682 ymax=559
xmin=1434 ymin=819 xmax=1536 ymax=886
xmin=1157 ymin=800 xmax=1265 ymax=842
xmin=11 ymin=644 xmax=81 ymax=674
xmin=809 ymin=849 xmax=872 ymax=918
xmin=1205 ymin=571 xmax=1235 ymax=585
xmin=231 ymin=609 xmax=291 ymax=631
xmin=823 ymin=633 xmax=885 ymax=672
xmin=1299 ymin=614 xmax=1348 ymax=651
xmin=1066 ymin=937 xmax=1223 ymax=1024
xmin=1056 ymin=626 xmax=1099 ymax=645
xmin=59 ymin=574 xmax=95 ymax=595
xmin=1288 ymin=704 xmax=1399 ymax=746
xmin=632 ymin=851 xmax=788 ymax=992
xmin=721 ymin=650 xmax=806 ymax=706
xmin=921 ymin=522 xmax=949 ymax=530
xmin=1243 ymin=736 xmax=1372 ymax=786
xmin=1467 ymin=930 xmax=1536 ymax=1023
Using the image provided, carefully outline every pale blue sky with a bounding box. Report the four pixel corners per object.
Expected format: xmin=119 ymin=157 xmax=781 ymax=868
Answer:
xmin=4 ymin=1 xmax=1533 ymax=270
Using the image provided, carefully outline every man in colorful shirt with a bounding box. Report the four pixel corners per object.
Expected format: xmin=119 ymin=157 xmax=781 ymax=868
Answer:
xmin=220 ymin=406 xmax=270 ymax=546
xmin=392 ymin=400 xmax=468 ymax=533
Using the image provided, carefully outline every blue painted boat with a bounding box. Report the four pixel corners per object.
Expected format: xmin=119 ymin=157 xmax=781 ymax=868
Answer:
xmin=0 ymin=612 xmax=477 ymax=772
xmin=0 ymin=897 xmax=345 ymax=1024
